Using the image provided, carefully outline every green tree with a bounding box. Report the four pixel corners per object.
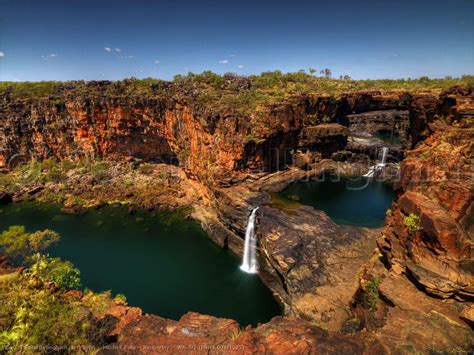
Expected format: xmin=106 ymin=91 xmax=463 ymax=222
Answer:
xmin=320 ymin=68 xmax=332 ymax=78
xmin=309 ymin=68 xmax=317 ymax=76
xmin=0 ymin=226 xmax=59 ymax=262
xmin=29 ymin=254 xmax=81 ymax=290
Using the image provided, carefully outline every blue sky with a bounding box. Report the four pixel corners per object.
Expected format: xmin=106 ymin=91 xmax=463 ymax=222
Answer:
xmin=0 ymin=0 xmax=473 ymax=81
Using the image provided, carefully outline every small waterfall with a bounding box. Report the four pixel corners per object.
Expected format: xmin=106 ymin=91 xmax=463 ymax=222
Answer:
xmin=364 ymin=147 xmax=389 ymax=177
xmin=380 ymin=146 xmax=389 ymax=165
xmin=240 ymin=207 xmax=259 ymax=274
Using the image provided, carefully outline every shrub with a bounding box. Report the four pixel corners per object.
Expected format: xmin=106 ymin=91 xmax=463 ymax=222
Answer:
xmin=90 ymin=161 xmax=111 ymax=181
xmin=365 ymin=276 xmax=382 ymax=310
xmin=43 ymin=167 xmax=66 ymax=182
xmin=138 ymin=164 xmax=154 ymax=175
xmin=404 ymin=213 xmax=422 ymax=233
xmin=0 ymin=286 xmax=91 ymax=350
xmin=41 ymin=158 xmax=58 ymax=171
xmin=114 ymin=293 xmax=127 ymax=304
xmin=15 ymin=160 xmax=42 ymax=184
xmin=29 ymin=255 xmax=81 ymax=290
xmin=245 ymin=134 xmax=257 ymax=143
xmin=0 ymin=173 xmax=18 ymax=191
xmin=310 ymin=320 xmax=328 ymax=330
xmin=321 ymin=115 xmax=331 ymax=123
xmin=60 ymin=159 xmax=76 ymax=171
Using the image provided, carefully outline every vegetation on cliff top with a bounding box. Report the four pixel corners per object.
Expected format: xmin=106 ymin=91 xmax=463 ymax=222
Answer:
xmin=1 ymin=71 xmax=473 ymax=117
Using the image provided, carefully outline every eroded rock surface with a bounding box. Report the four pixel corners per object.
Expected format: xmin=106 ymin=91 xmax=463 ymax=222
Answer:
xmin=347 ymin=109 xmax=409 ymax=143
xmin=379 ymin=113 xmax=474 ymax=300
xmin=357 ymin=87 xmax=474 ymax=352
xmin=256 ymin=205 xmax=380 ymax=331
xmin=104 ymin=312 xmax=384 ymax=354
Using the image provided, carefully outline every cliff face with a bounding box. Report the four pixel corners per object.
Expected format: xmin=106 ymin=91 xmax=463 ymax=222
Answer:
xmin=378 ymin=88 xmax=474 ymax=300
xmin=0 ymin=97 xmax=247 ymax=178
xmin=0 ymin=85 xmax=454 ymax=180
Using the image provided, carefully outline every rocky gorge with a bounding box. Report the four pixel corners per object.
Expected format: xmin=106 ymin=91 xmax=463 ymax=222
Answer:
xmin=0 ymin=78 xmax=473 ymax=353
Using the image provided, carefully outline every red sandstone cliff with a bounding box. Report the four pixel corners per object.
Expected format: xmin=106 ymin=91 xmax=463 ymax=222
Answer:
xmin=378 ymin=87 xmax=474 ymax=300
xmin=0 ymin=83 xmax=453 ymax=181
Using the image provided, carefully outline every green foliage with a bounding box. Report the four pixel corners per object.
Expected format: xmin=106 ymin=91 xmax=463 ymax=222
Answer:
xmin=0 ymin=226 xmax=59 ymax=262
xmin=0 ymin=227 xmax=118 ymax=352
xmin=0 ymin=278 xmax=91 ymax=351
xmin=90 ymin=161 xmax=111 ymax=182
xmin=310 ymin=319 xmax=328 ymax=330
xmin=0 ymin=81 xmax=60 ymax=98
xmin=29 ymin=254 xmax=81 ymax=290
xmin=41 ymin=157 xmax=58 ymax=171
xmin=124 ymin=178 xmax=134 ymax=187
xmin=138 ymin=163 xmax=154 ymax=175
xmin=42 ymin=160 xmax=66 ymax=182
xmin=114 ymin=293 xmax=127 ymax=304
xmin=321 ymin=115 xmax=332 ymax=123
xmin=404 ymin=213 xmax=422 ymax=233
xmin=60 ymin=159 xmax=76 ymax=171
xmin=0 ymin=174 xmax=18 ymax=192
xmin=14 ymin=160 xmax=42 ymax=184
xmin=245 ymin=134 xmax=257 ymax=143
xmin=385 ymin=208 xmax=392 ymax=217
xmin=365 ymin=276 xmax=382 ymax=310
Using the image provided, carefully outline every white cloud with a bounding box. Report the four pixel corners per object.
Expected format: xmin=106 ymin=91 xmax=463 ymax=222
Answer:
xmin=120 ymin=55 xmax=134 ymax=59
xmin=41 ymin=53 xmax=58 ymax=61
xmin=104 ymin=47 xmax=112 ymax=52
xmin=219 ymin=59 xmax=228 ymax=64
xmin=154 ymin=60 xmax=160 ymax=64
xmin=237 ymin=65 xmax=244 ymax=69
xmin=114 ymin=48 xmax=122 ymax=52
xmin=0 ymin=51 xmax=4 ymax=58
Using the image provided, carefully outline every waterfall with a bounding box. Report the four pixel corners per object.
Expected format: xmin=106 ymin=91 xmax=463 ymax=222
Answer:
xmin=364 ymin=147 xmax=389 ymax=177
xmin=380 ymin=146 xmax=389 ymax=165
xmin=240 ymin=207 xmax=259 ymax=274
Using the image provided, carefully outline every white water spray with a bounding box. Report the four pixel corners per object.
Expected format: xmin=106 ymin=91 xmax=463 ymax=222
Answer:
xmin=240 ymin=207 xmax=259 ymax=274
xmin=364 ymin=147 xmax=389 ymax=177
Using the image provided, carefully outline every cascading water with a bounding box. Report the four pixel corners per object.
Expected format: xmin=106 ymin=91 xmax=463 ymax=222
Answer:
xmin=364 ymin=147 xmax=389 ymax=177
xmin=380 ymin=146 xmax=389 ymax=165
xmin=240 ymin=207 xmax=259 ymax=274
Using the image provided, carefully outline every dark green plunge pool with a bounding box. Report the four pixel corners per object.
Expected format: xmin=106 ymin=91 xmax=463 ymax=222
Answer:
xmin=0 ymin=203 xmax=280 ymax=326
xmin=278 ymin=175 xmax=395 ymax=227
